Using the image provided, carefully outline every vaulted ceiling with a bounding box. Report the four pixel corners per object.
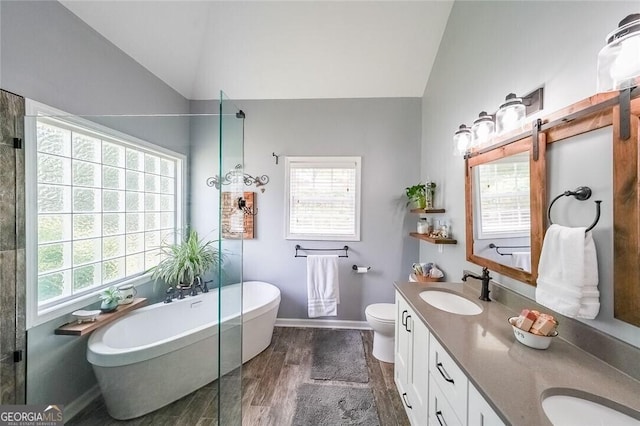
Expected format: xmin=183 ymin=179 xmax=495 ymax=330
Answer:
xmin=60 ymin=1 xmax=453 ymax=100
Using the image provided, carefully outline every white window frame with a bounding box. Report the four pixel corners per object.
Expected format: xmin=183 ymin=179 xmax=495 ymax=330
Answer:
xmin=25 ymin=100 xmax=186 ymax=328
xmin=473 ymin=152 xmax=530 ymax=241
xmin=284 ymin=156 xmax=361 ymax=241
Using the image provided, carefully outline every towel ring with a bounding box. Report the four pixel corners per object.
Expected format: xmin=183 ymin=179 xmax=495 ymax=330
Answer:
xmin=547 ymin=186 xmax=601 ymax=232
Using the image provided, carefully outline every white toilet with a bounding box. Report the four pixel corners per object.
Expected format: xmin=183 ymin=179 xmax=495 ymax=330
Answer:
xmin=365 ymin=303 xmax=396 ymax=363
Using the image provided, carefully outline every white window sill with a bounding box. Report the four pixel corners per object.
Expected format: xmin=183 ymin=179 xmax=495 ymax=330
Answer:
xmin=27 ymin=274 xmax=154 ymax=330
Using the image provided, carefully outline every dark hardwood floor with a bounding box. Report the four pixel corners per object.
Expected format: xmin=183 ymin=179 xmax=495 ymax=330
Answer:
xmin=68 ymin=327 xmax=409 ymax=425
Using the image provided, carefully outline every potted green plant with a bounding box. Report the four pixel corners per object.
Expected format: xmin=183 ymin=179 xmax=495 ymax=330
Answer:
xmin=149 ymin=228 xmax=221 ymax=289
xmin=405 ymin=183 xmax=427 ymax=209
xmin=99 ymin=286 xmax=122 ymax=313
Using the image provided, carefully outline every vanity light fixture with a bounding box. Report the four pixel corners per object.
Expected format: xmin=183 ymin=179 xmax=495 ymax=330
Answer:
xmin=453 ymin=124 xmax=472 ymax=156
xmin=597 ymin=13 xmax=640 ymax=140
xmin=471 ymin=111 xmax=495 ymax=148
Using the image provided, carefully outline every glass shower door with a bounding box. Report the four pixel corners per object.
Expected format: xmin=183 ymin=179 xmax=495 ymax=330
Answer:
xmin=217 ymin=91 xmax=244 ymax=425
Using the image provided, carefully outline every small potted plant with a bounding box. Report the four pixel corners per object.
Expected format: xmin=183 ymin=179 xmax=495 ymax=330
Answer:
xmin=99 ymin=286 xmax=122 ymax=313
xmin=405 ymin=183 xmax=427 ymax=209
xmin=149 ymin=228 xmax=222 ymax=289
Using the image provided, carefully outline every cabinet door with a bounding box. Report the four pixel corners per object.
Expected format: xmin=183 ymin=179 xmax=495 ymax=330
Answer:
xmin=395 ymin=292 xmax=414 ymax=421
xmin=468 ymin=382 xmax=505 ymax=426
xmin=409 ymin=314 xmax=429 ymax=423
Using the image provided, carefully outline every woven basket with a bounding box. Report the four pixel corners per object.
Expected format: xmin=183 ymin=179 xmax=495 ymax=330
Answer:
xmin=412 ymin=273 xmax=443 ymax=283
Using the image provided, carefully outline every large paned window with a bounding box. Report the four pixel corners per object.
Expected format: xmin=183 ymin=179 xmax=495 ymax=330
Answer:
xmin=26 ymin=103 xmax=184 ymax=326
xmin=285 ymin=156 xmax=361 ymax=241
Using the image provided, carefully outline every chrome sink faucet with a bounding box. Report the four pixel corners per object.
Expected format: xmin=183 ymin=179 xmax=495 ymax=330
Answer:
xmin=461 ymin=267 xmax=492 ymax=302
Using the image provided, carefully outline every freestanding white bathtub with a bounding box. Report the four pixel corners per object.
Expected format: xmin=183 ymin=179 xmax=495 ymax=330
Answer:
xmin=87 ymin=281 xmax=280 ymax=420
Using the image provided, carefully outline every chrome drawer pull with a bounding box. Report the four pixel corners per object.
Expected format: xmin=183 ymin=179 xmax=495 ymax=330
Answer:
xmin=402 ymin=392 xmax=412 ymax=409
xmin=436 ymin=362 xmax=455 ymax=384
xmin=436 ymin=410 xmax=447 ymax=426
xmin=405 ymin=315 xmax=411 ymax=332
xmin=401 ymin=310 xmax=408 ymax=327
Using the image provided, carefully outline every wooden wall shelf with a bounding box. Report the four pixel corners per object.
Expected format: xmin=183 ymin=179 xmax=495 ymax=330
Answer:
xmin=410 ymin=208 xmax=446 ymax=214
xmin=409 ymin=232 xmax=457 ymax=245
xmin=55 ymin=297 xmax=147 ymax=336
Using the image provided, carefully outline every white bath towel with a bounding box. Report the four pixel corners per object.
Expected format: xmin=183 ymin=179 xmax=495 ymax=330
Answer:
xmin=535 ymin=224 xmax=600 ymax=319
xmin=511 ymin=251 xmax=532 ymax=272
xmin=307 ymin=255 xmax=340 ymax=318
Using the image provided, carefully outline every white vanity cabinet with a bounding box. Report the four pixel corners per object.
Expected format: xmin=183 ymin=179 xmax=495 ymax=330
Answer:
xmin=468 ymin=382 xmax=505 ymax=426
xmin=395 ymin=291 xmax=506 ymax=426
xmin=395 ymin=291 xmax=430 ymax=425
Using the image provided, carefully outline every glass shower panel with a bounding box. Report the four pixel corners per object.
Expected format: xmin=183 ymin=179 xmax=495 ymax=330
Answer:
xmin=217 ymin=91 xmax=244 ymax=425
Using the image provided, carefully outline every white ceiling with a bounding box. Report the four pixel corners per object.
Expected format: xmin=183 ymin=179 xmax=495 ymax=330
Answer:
xmin=60 ymin=1 xmax=454 ymax=100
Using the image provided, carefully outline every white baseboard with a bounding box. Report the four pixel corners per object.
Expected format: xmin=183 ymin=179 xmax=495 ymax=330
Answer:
xmin=275 ymin=318 xmax=371 ymax=330
xmin=64 ymin=384 xmax=100 ymax=423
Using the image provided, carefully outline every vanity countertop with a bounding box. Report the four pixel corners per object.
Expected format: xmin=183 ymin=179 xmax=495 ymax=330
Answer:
xmin=394 ymin=280 xmax=640 ymax=426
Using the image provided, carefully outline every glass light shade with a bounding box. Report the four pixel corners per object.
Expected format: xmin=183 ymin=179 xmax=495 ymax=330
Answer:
xmin=496 ymin=94 xmax=525 ymax=134
xmin=453 ymin=124 xmax=472 ymax=156
xmin=597 ymin=14 xmax=640 ymax=92
xmin=471 ymin=111 xmax=495 ymax=148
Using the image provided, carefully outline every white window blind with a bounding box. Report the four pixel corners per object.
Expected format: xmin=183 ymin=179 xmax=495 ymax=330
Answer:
xmin=476 ymin=153 xmax=530 ymax=239
xmin=285 ymin=157 xmax=361 ymax=241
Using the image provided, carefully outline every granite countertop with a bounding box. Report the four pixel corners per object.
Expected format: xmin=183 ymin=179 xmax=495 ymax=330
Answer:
xmin=394 ymin=280 xmax=640 ymax=426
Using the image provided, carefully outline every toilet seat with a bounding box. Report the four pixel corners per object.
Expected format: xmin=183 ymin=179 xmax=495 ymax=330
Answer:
xmin=366 ymin=303 xmax=395 ymax=323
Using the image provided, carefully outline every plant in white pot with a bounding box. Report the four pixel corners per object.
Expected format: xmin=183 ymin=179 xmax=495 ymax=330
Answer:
xmin=99 ymin=286 xmax=122 ymax=313
xmin=149 ymin=228 xmax=222 ymax=291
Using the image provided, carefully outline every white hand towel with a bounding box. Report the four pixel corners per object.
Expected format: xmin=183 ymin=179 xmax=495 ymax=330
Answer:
xmin=511 ymin=251 xmax=531 ymax=272
xmin=307 ymin=255 xmax=340 ymax=318
xmin=535 ymin=224 xmax=600 ymax=319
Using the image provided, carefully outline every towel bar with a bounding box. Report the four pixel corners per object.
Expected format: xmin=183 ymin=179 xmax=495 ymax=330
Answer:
xmin=488 ymin=243 xmax=530 ymax=256
xmin=294 ymin=245 xmax=349 ymax=258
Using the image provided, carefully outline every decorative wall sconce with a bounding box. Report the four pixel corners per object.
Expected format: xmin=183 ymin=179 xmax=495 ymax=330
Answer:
xmin=597 ymin=13 xmax=640 ymax=93
xmin=453 ymin=124 xmax=472 ymax=156
xmin=471 ymin=111 xmax=495 ymax=148
xmin=206 ymin=164 xmax=270 ymax=192
xmin=597 ymin=13 xmax=640 ymax=140
xmin=496 ymin=93 xmax=526 ymax=134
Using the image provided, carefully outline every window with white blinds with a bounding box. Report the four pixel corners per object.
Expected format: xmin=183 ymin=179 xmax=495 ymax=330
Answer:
xmin=475 ymin=152 xmax=530 ymax=239
xmin=285 ymin=157 xmax=361 ymax=241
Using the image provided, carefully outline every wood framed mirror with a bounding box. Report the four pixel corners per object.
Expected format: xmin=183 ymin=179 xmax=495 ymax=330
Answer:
xmin=465 ymin=133 xmax=546 ymax=285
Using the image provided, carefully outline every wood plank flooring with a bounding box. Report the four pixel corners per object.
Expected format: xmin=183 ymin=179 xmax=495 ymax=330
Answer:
xmin=68 ymin=327 xmax=409 ymax=425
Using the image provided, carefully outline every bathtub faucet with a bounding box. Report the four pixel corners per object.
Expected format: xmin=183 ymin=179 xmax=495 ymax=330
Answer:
xmin=191 ymin=277 xmax=208 ymax=295
xmin=164 ymin=287 xmax=175 ymax=303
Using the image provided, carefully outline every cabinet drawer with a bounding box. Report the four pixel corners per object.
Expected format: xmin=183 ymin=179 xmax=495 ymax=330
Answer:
xmin=429 ymin=334 xmax=468 ymax=424
xmin=429 ymin=374 xmax=463 ymax=426
xmin=468 ymin=381 xmax=506 ymax=426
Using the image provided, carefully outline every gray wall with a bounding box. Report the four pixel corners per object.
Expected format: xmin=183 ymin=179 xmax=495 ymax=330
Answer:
xmin=0 ymin=0 xmax=193 ymax=409
xmin=0 ymin=1 xmax=189 ymax=117
xmin=230 ymin=98 xmax=421 ymax=321
xmin=420 ymin=1 xmax=640 ymax=347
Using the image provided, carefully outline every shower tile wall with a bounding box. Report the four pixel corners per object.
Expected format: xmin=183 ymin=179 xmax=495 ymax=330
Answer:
xmin=0 ymin=89 xmax=26 ymax=404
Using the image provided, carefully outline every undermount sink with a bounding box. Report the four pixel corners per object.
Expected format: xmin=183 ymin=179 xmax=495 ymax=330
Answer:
xmin=419 ymin=290 xmax=483 ymax=315
xmin=542 ymin=391 xmax=640 ymax=426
